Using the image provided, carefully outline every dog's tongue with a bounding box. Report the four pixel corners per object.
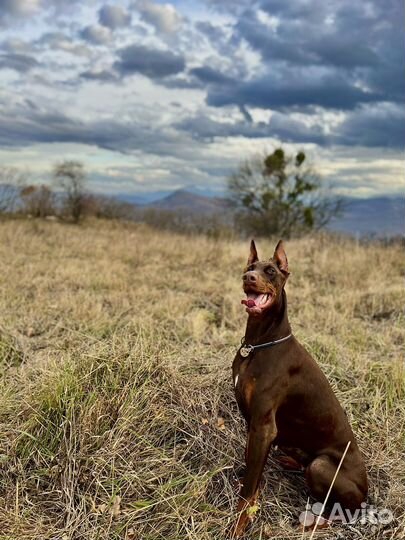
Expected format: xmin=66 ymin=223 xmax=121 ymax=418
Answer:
xmin=241 ymin=293 xmax=267 ymax=308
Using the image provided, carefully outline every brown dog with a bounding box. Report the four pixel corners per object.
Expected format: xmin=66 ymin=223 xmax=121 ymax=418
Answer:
xmin=231 ymin=240 xmax=367 ymax=537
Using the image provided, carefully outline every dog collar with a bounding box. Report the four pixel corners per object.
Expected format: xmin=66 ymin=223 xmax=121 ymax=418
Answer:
xmin=239 ymin=334 xmax=292 ymax=358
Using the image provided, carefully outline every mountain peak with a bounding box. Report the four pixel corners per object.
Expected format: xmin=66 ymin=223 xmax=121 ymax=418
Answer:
xmin=147 ymin=189 xmax=229 ymax=214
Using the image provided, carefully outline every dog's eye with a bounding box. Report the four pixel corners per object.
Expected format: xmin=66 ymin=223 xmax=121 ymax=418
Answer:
xmin=266 ymin=267 xmax=276 ymax=276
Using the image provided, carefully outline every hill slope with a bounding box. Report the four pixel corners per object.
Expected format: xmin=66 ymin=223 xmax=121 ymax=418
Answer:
xmin=0 ymin=220 xmax=404 ymax=539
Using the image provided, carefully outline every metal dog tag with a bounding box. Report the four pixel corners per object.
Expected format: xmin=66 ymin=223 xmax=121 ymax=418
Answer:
xmin=240 ymin=345 xmax=253 ymax=358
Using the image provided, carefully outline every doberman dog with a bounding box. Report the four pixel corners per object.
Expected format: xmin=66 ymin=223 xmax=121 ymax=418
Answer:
xmin=231 ymin=240 xmax=367 ymax=537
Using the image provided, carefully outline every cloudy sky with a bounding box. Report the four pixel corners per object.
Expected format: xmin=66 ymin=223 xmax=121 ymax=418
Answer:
xmin=0 ymin=0 xmax=404 ymax=199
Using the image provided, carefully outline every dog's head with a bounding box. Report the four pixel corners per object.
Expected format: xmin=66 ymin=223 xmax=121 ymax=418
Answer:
xmin=241 ymin=239 xmax=289 ymax=316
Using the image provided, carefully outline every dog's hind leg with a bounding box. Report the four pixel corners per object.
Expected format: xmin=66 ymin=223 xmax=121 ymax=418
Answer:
xmin=276 ymin=454 xmax=304 ymax=471
xmin=305 ymin=454 xmax=367 ymax=511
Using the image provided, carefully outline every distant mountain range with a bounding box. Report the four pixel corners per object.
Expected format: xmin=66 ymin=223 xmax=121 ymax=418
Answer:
xmin=327 ymin=197 xmax=404 ymax=237
xmin=120 ymin=189 xmax=404 ymax=237
xmin=2 ymin=181 xmax=403 ymax=237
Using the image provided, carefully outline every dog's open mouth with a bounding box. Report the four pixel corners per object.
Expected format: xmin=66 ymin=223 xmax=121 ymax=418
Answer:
xmin=241 ymin=292 xmax=274 ymax=315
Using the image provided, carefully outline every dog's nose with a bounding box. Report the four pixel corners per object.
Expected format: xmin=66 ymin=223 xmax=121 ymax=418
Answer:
xmin=243 ymin=272 xmax=257 ymax=283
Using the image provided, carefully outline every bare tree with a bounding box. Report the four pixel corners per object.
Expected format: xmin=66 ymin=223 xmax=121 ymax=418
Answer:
xmin=53 ymin=160 xmax=86 ymax=223
xmin=0 ymin=167 xmax=26 ymax=213
xmin=20 ymin=185 xmax=55 ymax=218
xmin=86 ymin=194 xmax=136 ymax=220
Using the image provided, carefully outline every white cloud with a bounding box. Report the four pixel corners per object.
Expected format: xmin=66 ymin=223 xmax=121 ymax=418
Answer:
xmin=1 ymin=37 xmax=31 ymax=54
xmin=135 ymin=0 xmax=182 ymax=34
xmin=99 ymin=5 xmax=131 ymax=29
xmin=0 ymin=0 xmax=40 ymax=17
xmin=36 ymin=32 xmax=91 ymax=57
xmin=80 ymin=25 xmax=112 ymax=45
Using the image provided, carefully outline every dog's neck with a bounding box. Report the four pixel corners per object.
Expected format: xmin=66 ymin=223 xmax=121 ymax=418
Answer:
xmin=244 ymin=289 xmax=291 ymax=345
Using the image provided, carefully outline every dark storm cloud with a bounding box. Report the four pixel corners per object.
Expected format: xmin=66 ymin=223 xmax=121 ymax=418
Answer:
xmin=336 ymin=105 xmax=405 ymax=149
xmin=202 ymin=0 xmax=404 ymax=114
xmin=0 ymin=101 xmax=198 ymax=158
xmin=0 ymin=53 xmax=39 ymax=72
xmin=175 ymin=111 xmax=327 ymax=145
xmin=80 ymin=68 xmax=118 ymax=82
xmin=206 ymin=71 xmax=382 ymax=111
xmin=235 ymin=12 xmax=314 ymax=66
xmin=190 ymin=66 xmax=234 ymax=85
xmin=0 ymin=0 xmax=403 ymax=158
xmin=176 ymin=104 xmax=405 ymax=150
xmin=0 ymin=107 xmax=140 ymax=152
xmin=260 ymin=0 xmax=317 ymax=17
xmin=236 ymin=10 xmax=379 ymax=69
xmin=367 ymin=64 xmax=405 ymax=105
xmin=309 ymin=37 xmax=379 ymax=69
xmin=114 ymin=44 xmax=186 ymax=79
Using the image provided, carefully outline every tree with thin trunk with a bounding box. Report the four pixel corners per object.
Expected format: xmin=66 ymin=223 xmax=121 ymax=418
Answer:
xmin=53 ymin=160 xmax=86 ymax=223
xmin=228 ymin=148 xmax=343 ymax=237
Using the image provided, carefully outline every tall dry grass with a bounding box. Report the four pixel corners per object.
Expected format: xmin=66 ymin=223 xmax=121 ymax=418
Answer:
xmin=0 ymin=219 xmax=404 ymax=539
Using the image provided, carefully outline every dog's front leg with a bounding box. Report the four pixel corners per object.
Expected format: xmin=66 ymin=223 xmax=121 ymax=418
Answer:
xmin=231 ymin=411 xmax=277 ymax=538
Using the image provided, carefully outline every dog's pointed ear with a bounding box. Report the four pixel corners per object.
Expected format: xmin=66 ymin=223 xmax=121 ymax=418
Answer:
xmin=273 ymin=240 xmax=289 ymax=276
xmin=247 ymin=239 xmax=258 ymax=265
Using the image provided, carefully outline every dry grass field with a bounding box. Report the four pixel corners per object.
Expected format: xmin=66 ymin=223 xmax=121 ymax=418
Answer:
xmin=0 ymin=218 xmax=404 ymax=540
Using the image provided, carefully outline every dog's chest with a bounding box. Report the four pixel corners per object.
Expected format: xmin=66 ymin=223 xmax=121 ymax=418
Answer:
xmin=233 ymin=354 xmax=245 ymax=388
xmin=233 ymin=356 xmax=260 ymax=410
